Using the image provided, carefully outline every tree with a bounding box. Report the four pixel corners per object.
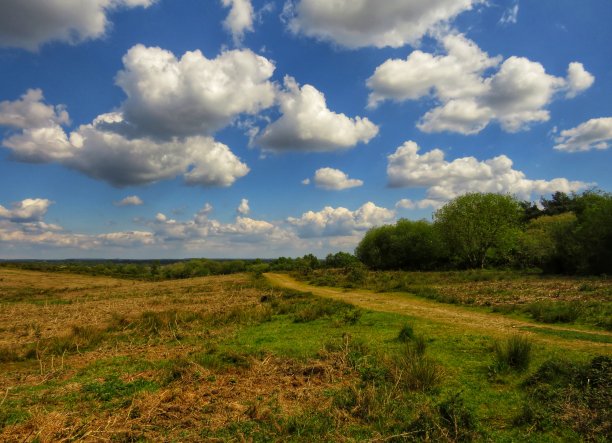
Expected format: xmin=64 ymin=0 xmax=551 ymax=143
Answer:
xmin=434 ymin=193 xmax=522 ymax=268
xmin=517 ymin=212 xmax=579 ymax=272
xmin=355 ymin=219 xmax=445 ymax=270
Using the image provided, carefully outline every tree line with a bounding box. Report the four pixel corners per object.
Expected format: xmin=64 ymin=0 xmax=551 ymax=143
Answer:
xmin=355 ymin=191 xmax=612 ymax=274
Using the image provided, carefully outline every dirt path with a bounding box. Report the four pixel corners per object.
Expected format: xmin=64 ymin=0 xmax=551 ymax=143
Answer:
xmin=265 ymin=273 xmax=612 ymax=353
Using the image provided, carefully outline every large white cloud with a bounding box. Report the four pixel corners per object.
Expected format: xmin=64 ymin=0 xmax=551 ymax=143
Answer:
xmin=0 ymin=198 xmax=53 ymax=222
xmin=0 ymin=42 xmax=267 ymax=187
xmin=368 ymin=34 xmax=594 ymax=134
xmin=221 ymin=0 xmax=254 ymax=44
xmin=284 ymin=0 xmax=481 ymax=49
xmin=257 ymin=76 xmax=378 ymax=151
xmin=311 ymin=167 xmax=363 ymax=190
xmin=1 ymin=97 xmax=250 ymax=187
xmin=387 ymin=140 xmax=590 ymax=201
xmin=0 ymin=0 xmax=155 ymax=51
xmin=554 ymin=117 xmax=612 ymax=153
xmin=287 ymin=202 xmax=395 ymax=238
xmin=115 ymin=44 xmax=276 ymax=138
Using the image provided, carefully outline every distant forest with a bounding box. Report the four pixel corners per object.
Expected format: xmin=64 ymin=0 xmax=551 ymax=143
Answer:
xmin=3 ymin=190 xmax=611 ymax=278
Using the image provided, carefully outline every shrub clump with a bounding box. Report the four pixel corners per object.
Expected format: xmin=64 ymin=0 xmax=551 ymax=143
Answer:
xmin=493 ymin=335 xmax=532 ymax=372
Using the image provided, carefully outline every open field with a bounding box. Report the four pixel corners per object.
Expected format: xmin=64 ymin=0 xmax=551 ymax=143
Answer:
xmin=0 ymin=269 xmax=610 ymax=441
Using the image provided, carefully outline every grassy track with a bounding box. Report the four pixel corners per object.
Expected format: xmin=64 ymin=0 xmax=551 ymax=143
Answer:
xmin=265 ymin=273 xmax=612 ymax=351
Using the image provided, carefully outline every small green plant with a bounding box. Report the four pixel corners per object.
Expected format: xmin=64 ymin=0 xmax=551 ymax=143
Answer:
xmin=493 ymin=335 xmax=532 ymax=372
xmin=397 ymin=323 xmax=414 ymax=342
xmin=412 ymin=334 xmax=427 ymax=356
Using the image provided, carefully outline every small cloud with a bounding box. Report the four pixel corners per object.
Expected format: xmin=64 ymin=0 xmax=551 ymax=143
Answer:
xmin=237 ymin=198 xmax=250 ymax=215
xmin=499 ymin=2 xmax=519 ymax=26
xmin=554 ymin=117 xmax=612 ymax=153
xmin=302 ymin=178 xmax=311 ymax=185
xmin=114 ymin=195 xmax=144 ymax=206
xmin=313 ymin=167 xmax=363 ymax=190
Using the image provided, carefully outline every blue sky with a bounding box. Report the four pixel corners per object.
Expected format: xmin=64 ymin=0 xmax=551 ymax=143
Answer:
xmin=1 ymin=0 xmax=611 ymax=259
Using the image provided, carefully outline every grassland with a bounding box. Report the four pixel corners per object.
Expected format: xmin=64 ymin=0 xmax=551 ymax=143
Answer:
xmin=0 ymin=268 xmax=610 ymax=442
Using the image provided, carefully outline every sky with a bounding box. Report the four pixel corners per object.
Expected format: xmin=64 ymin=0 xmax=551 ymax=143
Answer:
xmin=0 ymin=0 xmax=611 ymax=259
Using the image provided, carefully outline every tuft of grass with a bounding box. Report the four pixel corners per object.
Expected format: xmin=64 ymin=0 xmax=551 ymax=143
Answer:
xmin=390 ymin=344 xmax=443 ymax=392
xmin=493 ymin=335 xmax=532 ymax=372
xmin=397 ymin=323 xmax=414 ymax=342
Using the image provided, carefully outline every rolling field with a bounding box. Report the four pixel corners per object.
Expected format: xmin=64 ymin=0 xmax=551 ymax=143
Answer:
xmin=0 ymin=269 xmax=610 ymax=442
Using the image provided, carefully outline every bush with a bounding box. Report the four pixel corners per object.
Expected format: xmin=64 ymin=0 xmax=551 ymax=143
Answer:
xmin=493 ymin=335 xmax=532 ymax=372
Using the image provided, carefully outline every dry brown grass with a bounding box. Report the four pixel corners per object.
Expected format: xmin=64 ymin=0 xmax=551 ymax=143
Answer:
xmin=0 ymin=269 xmax=358 ymax=442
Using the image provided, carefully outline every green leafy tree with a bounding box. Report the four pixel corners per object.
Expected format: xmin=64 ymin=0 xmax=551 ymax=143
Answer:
xmin=355 ymin=219 xmax=445 ymax=270
xmin=434 ymin=193 xmax=522 ymax=268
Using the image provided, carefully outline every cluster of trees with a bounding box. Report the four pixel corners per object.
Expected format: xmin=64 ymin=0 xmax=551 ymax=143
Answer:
xmin=3 ymin=252 xmax=359 ymax=280
xmin=355 ymin=191 xmax=612 ymax=275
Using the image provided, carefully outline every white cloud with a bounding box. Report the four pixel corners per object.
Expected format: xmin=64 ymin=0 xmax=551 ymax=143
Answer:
xmin=287 ymin=202 xmax=395 ymax=238
xmin=395 ymin=198 xmax=441 ymax=210
xmin=222 ymin=0 xmax=254 ymax=44
xmin=0 ymin=89 xmax=69 ymax=129
xmin=566 ymin=62 xmax=595 ymax=98
xmin=367 ymin=34 xmax=594 ymax=134
xmin=554 ymin=117 xmax=612 ymax=153
xmin=301 ymin=178 xmax=311 ymax=185
xmin=257 ymin=76 xmax=378 ymax=151
xmin=1 ymin=95 xmax=250 ymax=187
xmin=0 ymin=197 xmax=156 ymax=250
xmin=0 ymin=198 xmax=53 ymax=222
xmin=237 ymin=198 xmax=250 ymax=215
xmin=115 ymin=195 xmax=144 ymax=206
xmin=115 ymin=44 xmax=276 ymax=138
xmin=387 ymin=140 xmax=590 ymax=202
xmin=284 ymin=0 xmax=482 ymax=49
xmin=0 ymin=0 xmax=155 ymax=51
xmin=312 ymin=167 xmax=363 ymax=190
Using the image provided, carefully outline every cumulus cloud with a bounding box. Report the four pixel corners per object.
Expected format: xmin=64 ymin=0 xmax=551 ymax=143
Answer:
xmin=367 ymin=34 xmax=594 ymax=134
xmin=150 ymin=204 xmax=294 ymax=246
xmin=287 ymin=202 xmax=395 ymax=238
xmin=387 ymin=140 xmax=590 ymax=202
xmin=257 ymin=76 xmax=378 ymax=151
xmin=222 ymin=0 xmax=254 ymax=44
xmin=0 ymin=89 xmax=69 ymax=129
xmin=114 ymin=195 xmax=144 ymax=206
xmin=237 ymin=198 xmax=250 ymax=215
xmin=1 ymin=108 xmax=250 ymax=187
xmin=115 ymin=44 xmax=276 ymax=138
xmin=311 ymin=167 xmax=363 ymax=190
xmin=0 ymin=0 xmax=155 ymax=51
xmin=0 ymin=197 xmax=156 ymax=250
xmin=395 ymin=198 xmax=441 ymax=210
xmin=284 ymin=0 xmax=482 ymax=48
xmin=554 ymin=117 xmax=612 ymax=153
xmin=0 ymin=198 xmax=53 ymax=222
xmin=565 ymin=62 xmax=595 ymax=98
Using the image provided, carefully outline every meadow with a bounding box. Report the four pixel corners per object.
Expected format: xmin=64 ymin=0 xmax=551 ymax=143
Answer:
xmin=0 ymin=268 xmax=610 ymax=441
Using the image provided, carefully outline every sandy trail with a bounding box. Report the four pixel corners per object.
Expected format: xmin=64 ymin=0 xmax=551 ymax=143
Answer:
xmin=265 ymin=273 xmax=612 ymax=353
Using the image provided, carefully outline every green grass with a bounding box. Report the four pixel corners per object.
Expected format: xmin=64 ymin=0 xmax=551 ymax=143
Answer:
xmin=520 ymin=325 xmax=612 ymax=344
